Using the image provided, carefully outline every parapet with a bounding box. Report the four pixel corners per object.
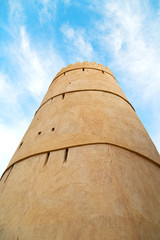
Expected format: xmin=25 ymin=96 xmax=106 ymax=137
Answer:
xmin=54 ymin=61 xmax=115 ymax=80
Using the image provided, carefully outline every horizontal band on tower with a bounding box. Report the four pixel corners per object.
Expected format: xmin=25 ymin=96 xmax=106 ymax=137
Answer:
xmin=1 ymin=142 xmax=160 ymax=180
xmin=7 ymin=89 xmax=159 ymax=170
xmin=53 ymin=65 xmax=117 ymax=84
xmin=35 ymin=89 xmax=135 ymax=115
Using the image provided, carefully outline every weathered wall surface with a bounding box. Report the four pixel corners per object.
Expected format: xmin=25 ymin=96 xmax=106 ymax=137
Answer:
xmin=0 ymin=62 xmax=160 ymax=239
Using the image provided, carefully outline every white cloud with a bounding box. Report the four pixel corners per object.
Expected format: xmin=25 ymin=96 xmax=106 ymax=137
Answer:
xmin=0 ymin=121 xmax=29 ymax=177
xmin=7 ymin=26 xmax=64 ymax=100
xmin=62 ymin=25 xmax=75 ymax=39
xmin=93 ymin=0 xmax=160 ymax=100
xmin=63 ymin=0 xmax=70 ymax=4
xmin=88 ymin=0 xmax=160 ymax=153
xmin=0 ymin=71 xmax=24 ymax=125
xmin=0 ymin=73 xmax=17 ymax=104
xmin=18 ymin=26 xmax=49 ymax=97
xmin=61 ymin=24 xmax=94 ymax=61
xmin=0 ymin=0 xmax=65 ymax=176
xmin=36 ymin=0 xmax=58 ymax=23
xmin=0 ymin=24 xmax=65 ymax=175
xmin=8 ymin=0 xmax=25 ymax=33
xmin=9 ymin=0 xmax=24 ymax=22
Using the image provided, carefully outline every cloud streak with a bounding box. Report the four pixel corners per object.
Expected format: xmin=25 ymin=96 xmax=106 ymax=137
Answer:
xmin=92 ymin=0 xmax=160 ymax=99
xmin=61 ymin=24 xmax=94 ymax=61
xmin=36 ymin=0 xmax=58 ymax=24
xmin=87 ymin=0 xmax=160 ymax=151
xmin=0 ymin=1 xmax=64 ymax=176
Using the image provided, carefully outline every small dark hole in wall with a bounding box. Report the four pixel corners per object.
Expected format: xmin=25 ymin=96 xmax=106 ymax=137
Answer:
xmin=69 ymin=82 xmax=71 ymax=84
xmin=102 ymin=70 xmax=104 ymax=74
xmin=64 ymin=72 xmax=65 ymax=75
xmin=19 ymin=142 xmax=23 ymax=148
xmin=62 ymin=93 xmax=65 ymax=99
xmin=64 ymin=148 xmax=69 ymax=163
xmin=43 ymin=152 xmax=50 ymax=167
xmin=38 ymin=131 xmax=41 ymax=135
xmin=82 ymin=68 xmax=85 ymax=71
xmin=52 ymin=127 xmax=55 ymax=131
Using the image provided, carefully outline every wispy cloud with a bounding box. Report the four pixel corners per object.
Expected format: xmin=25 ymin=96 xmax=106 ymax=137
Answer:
xmin=36 ymin=0 xmax=58 ymax=24
xmin=9 ymin=0 xmax=24 ymax=21
xmin=91 ymin=0 xmax=160 ymax=99
xmin=6 ymin=25 xmax=64 ymax=100
xmin=0 ymin=72 xmax=18 ymax=105
xmin=8 ymin=0 xmax=25 ymax=32
xmin=61 ymin=23 xmax=94 ymax=61
xmin=90 ymin=0 xmax=160 ymax=151
xmin=0 ymin=121 xmax=29 ymax=176
xmin=0 ymin=1 xmax=65 ymax=176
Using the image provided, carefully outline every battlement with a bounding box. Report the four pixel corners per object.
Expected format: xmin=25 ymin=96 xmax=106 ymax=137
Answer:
xmin=55 ymin=61 xmax=115 ymax=79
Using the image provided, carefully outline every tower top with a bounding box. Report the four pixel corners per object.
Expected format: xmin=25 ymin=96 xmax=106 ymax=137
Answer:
xmin=55 ymin=61 xmax=115 ymax=80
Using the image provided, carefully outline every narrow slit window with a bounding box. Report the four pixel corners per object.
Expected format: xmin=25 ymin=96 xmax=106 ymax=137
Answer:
xmin=102 ymin=70 xmax=104 ymax=74
xmin=64 ymin=72 xmax=65 ymax=75
xmin=64 ymin=148 xmax=69 ymax=163
xmin=82 ymin=68 xmax=85 ymax=71
xmin=52 ymin=127 xmax=55 ymax=131
xmin=62 ymin=93 xmax=65 ymax=99
xmin=43 ymin=152 xmax=50 ymax=167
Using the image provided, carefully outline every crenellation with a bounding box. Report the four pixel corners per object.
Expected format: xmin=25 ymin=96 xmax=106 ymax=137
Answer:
xmin=54 ymin=61 xmax=115 ymax=82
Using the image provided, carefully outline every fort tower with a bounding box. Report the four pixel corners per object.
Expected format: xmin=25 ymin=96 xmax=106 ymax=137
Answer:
xmin=0 ymin=62 xmax=160 ymax=239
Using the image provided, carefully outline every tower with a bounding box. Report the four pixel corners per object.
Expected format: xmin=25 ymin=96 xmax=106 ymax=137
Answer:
xmin=0 ymin=61 xmax=160 ymax=239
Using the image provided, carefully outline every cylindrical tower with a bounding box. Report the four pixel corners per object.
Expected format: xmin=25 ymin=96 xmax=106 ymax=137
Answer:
xmin=0 ymin=62 xmax=160 ymax=239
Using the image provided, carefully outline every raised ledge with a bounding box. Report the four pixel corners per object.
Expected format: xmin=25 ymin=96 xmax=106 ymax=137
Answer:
xmin=1 ymin=142 xmax=160 ymax=181
xmin=54 ymin=61 xmax=115 ymax=80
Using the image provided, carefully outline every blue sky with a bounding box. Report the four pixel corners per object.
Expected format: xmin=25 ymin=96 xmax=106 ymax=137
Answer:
xmin=0 ymin=0 xmax=160 ymax=176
